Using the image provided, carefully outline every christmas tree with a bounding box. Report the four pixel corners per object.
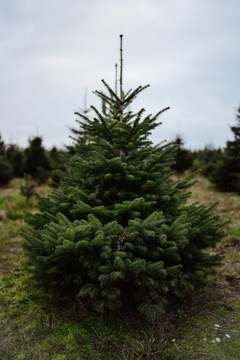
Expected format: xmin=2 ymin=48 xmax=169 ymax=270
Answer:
xmin=24 ymin=36 xmax=224 ymax=320
xmin=0 ymin=134 xmax=13 ymax=186
xmin=172 ymin=135 xmax=193 ymax=173
xmin=24 ymin=136 xmax=51 ymax=185
xmin=210 ymin=107 xmax=240 ymax=193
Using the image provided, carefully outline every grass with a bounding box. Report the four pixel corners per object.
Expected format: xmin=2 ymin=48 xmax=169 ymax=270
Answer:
xmin=0 ymin=176 xmax=240 ymax=359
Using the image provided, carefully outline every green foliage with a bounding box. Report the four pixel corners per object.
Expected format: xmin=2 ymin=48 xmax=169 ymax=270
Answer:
xmin=47 ymin=146 xmax=66 ymax=187
xmin=210 ymin=107 xmax=240 ymax=193
xmin=6 ymin=143 xmax=25 ymax=178
xmin=0 ymin=134 xmax=13 ymax=186
xmin=0 ymin=133 xmax=65 ymax=186
xmin=24 ymin=46 xmax=224 ymax=320
xmin=24 ymin=136 xmax=51 ymax=185
xmin=20 ymin=175 xmax=36 ymax=204
xmin=172 ymin=135 xmax=193 ymax=173
xmin=191 ymin=145 xmax=222 ymax=177
xmin=0 ymin=156 xmax=13 ymax=186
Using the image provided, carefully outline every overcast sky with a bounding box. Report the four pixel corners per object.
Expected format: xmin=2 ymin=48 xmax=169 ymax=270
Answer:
xmin=1 ymin=0 xmax=240 ymax=150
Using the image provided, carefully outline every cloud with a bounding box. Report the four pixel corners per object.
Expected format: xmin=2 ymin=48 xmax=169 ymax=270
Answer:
xmin=0 ymin=0 xmax=240 ymax=149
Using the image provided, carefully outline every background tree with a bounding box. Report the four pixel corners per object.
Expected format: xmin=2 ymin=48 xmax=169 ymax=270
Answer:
xmin=191 ymin=144 xmax=222 ymax=177
xmin=24 ymin=136 xmax=51 ymax=185
xmin=47 ymin=146 xmax=66 ymax=187
xmin=0 ymin=134 xmax=13 ymax=186
xmin=172 ymin=135 xmax=193 ymax=173
xmin=6 ymin=144 xmax=25 ymax=178
xmin=20 ymin=174 xmax=35 ymax=204
xmin=24 ymin=36 xmax=223 ymax=320
xmin=210 ymin=107 xmax=240 ymax=193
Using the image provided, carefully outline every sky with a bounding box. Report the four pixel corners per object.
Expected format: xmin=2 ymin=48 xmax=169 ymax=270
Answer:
xmin=1 ymin=0 xmax=240 ymax=150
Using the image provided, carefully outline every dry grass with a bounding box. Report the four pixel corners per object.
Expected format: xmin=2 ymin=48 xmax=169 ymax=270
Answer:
xmin=190 ymin=175 xmax=240 ymax=278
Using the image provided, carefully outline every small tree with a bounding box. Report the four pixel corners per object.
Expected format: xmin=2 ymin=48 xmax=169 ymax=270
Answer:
xmin=6 ymin=144 xmax=25 ymax=178
xmin=0 ymin=134 xmax=13 ymax=186
xmin=0 ymin=157 xmax=13 ymax=186
xmin=47 ymin=146 xmax=66 ymax=187
xmin=210 ymin=107 xmax=240 ymax=193
xmin=24 ymin=136 xmax=51 ymax=185
xmin=191 ymin=145 xmax=222 ymax=177
xmin=24 ymin=36 xmax=224 ymax=320
xmin=172 ymin=135 xmax=193 ymax=173
xmin=20 ymin=175 xmax=35 ymax=204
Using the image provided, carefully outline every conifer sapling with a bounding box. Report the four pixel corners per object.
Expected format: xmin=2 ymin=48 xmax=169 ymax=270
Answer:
xmin=24 ymin=35 xmax=224 ymax=320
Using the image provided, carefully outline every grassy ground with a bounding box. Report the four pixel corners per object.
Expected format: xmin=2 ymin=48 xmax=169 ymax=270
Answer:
xmin=0 ymin=176 xmax=239 ymax=359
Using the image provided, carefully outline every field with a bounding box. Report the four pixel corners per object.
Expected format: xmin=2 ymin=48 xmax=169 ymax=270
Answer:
xmin=0 ymin=176 xmax=240 ymax=359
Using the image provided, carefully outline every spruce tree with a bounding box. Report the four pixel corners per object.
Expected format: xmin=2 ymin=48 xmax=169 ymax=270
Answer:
xmin=6 ymin=144 xmax=25 ymax=178
xmin=24 ymin=136 xmax=51 ymax=184
xmin=0 ymin=134 xmax=13 ymax=186
xmin=210 ymin=107 xmax=240 ymax=193
xmin=48 ymin=146 xmax=65 ymax=187
xmin=172 ymin=135 xmax=193 ymax=173
xmin=24 ymin=36 xmax=224 ymax=320
xmin=191 ymin=145 xmax=222 ymax=177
